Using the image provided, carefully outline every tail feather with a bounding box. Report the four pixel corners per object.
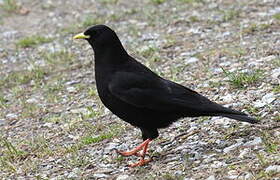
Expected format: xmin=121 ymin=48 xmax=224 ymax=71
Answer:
xmin=221 ymin=113 xmax=259 ymax=123
xmin=211 ymin=104 xmax=259 ymax=124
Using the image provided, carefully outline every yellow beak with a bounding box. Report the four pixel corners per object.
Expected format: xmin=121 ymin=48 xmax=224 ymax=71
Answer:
xmin=73 ymin=33 xmax=90 ymax=40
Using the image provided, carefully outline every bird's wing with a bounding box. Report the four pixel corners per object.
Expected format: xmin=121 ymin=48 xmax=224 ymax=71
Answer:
xmin=108 ymin=72 xmax=217 ymax=112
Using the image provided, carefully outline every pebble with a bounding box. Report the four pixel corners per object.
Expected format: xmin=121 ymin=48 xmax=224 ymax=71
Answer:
xmin=116 ymin=175 xmax=130 ymax=180
xmin=223 ymin=141 xmax=243 ymax=153
xmin=93 ymin=173 xmax=109 ymax=178
xmin=206 ymin=175 xmax=216 ymax=180
xmin=243 ymin=137 xmax=262 ymax=146
xmin=185 ymin=57 xmax=199 ymax=64
xmin=26 ymin=98 xmax=38 ymax=104
xmin=222 ymin=94 xmax=234 ymax=103
xmin=67 ymin=168 xmax=80 ymax=178
xmin=70 ymin=108 xmax=87 ymax=114
xmin=104 ymin=142 xmax=119 ymax=154
xmin=271 ymin=67 xmax=280 ymax=80
xmin=66 ymin=86 xmax=77 ymax=93
xmin=265 ymin=165 xmax=280 ymax=173
xmin=6 ymin=113 xmax=18 ymax=119
xmin=244 ymin=172 xmax=253 ymax=180
xmin=0 ymin=119 xmax=5 ymax=126
xmin=254 ymin=92 xmax=276 ymax=108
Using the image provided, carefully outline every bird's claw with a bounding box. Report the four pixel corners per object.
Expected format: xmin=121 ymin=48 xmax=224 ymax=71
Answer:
xmin=128 ymin=158 xmax=152 ymax=167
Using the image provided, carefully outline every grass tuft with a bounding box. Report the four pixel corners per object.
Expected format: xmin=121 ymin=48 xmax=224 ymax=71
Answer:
xmin=150 ymin=0 xmax=166 ymax=4
xmin=0 ymin=0 xmax=19 ymax=13
xmin=16 ymin=35 xmax=53 ymax=48
xmin=273 ymin=13 xmax=280 ymax=20
xmin=222 ymin=68 xmax=263 ymax=88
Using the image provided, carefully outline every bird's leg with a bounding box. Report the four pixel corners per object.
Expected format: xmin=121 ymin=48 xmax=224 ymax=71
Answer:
xmin=115 ymin=139 xmax=153 ymax=167
xmin=128 ymin=139 xmax=152 ymax=167
xmin=116 ymin=139 xmax=151 ymax=157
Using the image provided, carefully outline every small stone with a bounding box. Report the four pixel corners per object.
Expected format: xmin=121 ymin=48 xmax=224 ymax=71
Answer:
xmin=223 ymin=142 xmax=243 ymax=153
xmin=104 ymin=142 xmax=119 ymax=154
xmin=0 ymin=119 xmax=5 ymax=126
xmin=222 ymin=94 xmax=234 ymax=103
xmin=93 ymin=173 xmax=109 ymax=178
xmin=244 ymin=137 xmax=262 ymax=146
xmin=265 ymin=165 xmax=280 ymax=173
xmin=67 ymin=168 xmax=80 ymax=178
xmin=66 ymin=86 xmax=77 ymax=93
xmin=206 ymin=175 xmax=216 ymax=180
xmin=43 ymin=122 xmax=53 ymax=128
xmin=227 ymin=170 xmax=238 ymax=179
xmin=70 ymin=108 xmax=87 ymax=114
xmin=26 ymin=98 xmax=38 ymax=103
xmin=6 ymin=113 xmax=18 ymax=119
xmin=271 ymin=68 xmax=280 ymax=80
xmin=253 ymin=100 xmax=266 ymax=108
xmin=185 ymin=57 xmax=199 ymax=64
xmin=116 ymin=175 xmax=130 ymax=180
xmin=261 ymin=93 xmax=275 ymax=104
xmin=65 ymin=80 xmax=81 ymax=85
xmin=239 ymin=149 xmax=249 ymax=158
xmin=244 ymin=172 xmax=253 ymax=180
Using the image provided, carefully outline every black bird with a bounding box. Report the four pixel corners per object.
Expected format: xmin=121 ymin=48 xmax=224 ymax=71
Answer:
xmin=73 ymin=25 xmax=258 ymax=167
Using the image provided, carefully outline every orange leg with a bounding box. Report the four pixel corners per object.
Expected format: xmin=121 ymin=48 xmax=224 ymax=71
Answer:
xmin=115 ymin=139 xmax=152 ymax=167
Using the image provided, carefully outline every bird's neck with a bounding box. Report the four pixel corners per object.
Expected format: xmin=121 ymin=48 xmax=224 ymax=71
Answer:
xmin=92 ymin=42 xmax=129 ymax=66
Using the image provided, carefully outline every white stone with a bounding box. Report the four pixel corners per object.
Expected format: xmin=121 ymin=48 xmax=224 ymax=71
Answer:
xmin=244 ymin=137 xmax=262 ymax=146
xmin=6 ymin=113 xmax=18 ymax=119
xmin=116 ymin=175 xmax=130 ymax=180
xmin=265 ymin=165 xmax=280 ymax=173
xmin=66 ymin=86 xmax=76 ymax=93
xmin=261 ymin=93 xmax=275 ymax=104
xmin=26 ymin=98 xmax=38 ymax=103
xmin=271 ymin=68 xmax=280 ymax=80
xmin=223 ymin=142 xmax=243 ymax=153
xmin=206 ymin=175 xmax=216 ymax=180
xmin=185 ymin=57 xmax=199 ymax=64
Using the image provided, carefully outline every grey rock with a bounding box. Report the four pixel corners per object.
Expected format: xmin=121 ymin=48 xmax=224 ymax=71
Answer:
xmin=223 ymin=141 xmax=243 ymax=153
xmin=261 ymin=93 xmax=276 ymax=104
xmin=66 ymin=86 xmax=77 ymax=93
xmin=271 ymin=67 xmax=280 ymax=80
xmin=244 ymin=172 xmax=253 ymax=180
xmin=6 ymin=113 xmax=18 ymax=119
xmin=93 ymin=173 xmax=109 ymax=178
xmin=116 ymin=175 xmax=130 ymax=180
xmin=244 ymin=137 xmax=262 ymax=146
xmin=206 ymin=175 xmax=216 ymax=180
xmin=265 ymin=165 xmax=280 ymax=173
xmin=185 ymin=57 xmax=199 ymax=64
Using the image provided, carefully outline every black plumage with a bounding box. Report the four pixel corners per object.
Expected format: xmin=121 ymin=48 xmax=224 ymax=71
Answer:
xmin=74 ymin=25 xmax=258 ymax=167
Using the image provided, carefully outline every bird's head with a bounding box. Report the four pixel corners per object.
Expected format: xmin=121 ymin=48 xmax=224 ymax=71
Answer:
xmin=73 ymin=24 xmax=121 ymax=50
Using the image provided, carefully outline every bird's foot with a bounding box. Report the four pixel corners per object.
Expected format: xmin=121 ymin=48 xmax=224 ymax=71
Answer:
xmin=114 ymin=139 xmax=151 ymax=157
xmin=115 ymin=149 xmax=143 ymax=157
xmin=129 ymin=157 xmax=152 ymax=167
xmin=114 ymin=139 xmax=152 ymax=167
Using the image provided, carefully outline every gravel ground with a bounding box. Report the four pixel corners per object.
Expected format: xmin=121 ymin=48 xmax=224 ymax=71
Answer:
xmin=0 ymin=0 xmax=279 ymax=179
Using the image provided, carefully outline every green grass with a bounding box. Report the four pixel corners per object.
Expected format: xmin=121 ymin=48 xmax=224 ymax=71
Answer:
xmin=0 ymin=0 xmax=19 ymax=13
xmin=222 ymin=9 xmax=240 ymax=22
xmin=81 ymin=132 xmax=115 ymax=145
xmin=42 ymin=50 xmax=75 ymax=65
xmin=150 ymin=0 xmax=166 ymax=4
xmin=222 ymin=68 xmax=263 ymax=88
xmin=273 ymin=13 xmax=280 ymax=20
xmin=177 ymin=0 xmax=203 ymax=3
xmin=82 ymin=16 xmax=104 ymax=28
xmin=242 ymin=23 xmax=271 ymax=35
xmin=0 ymin=66 xmax=48 ymax=88
xmin=0 ymin=94 xmax=8 ymax=108
xmin=16 ymin=35 xmax=53 ymax=48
